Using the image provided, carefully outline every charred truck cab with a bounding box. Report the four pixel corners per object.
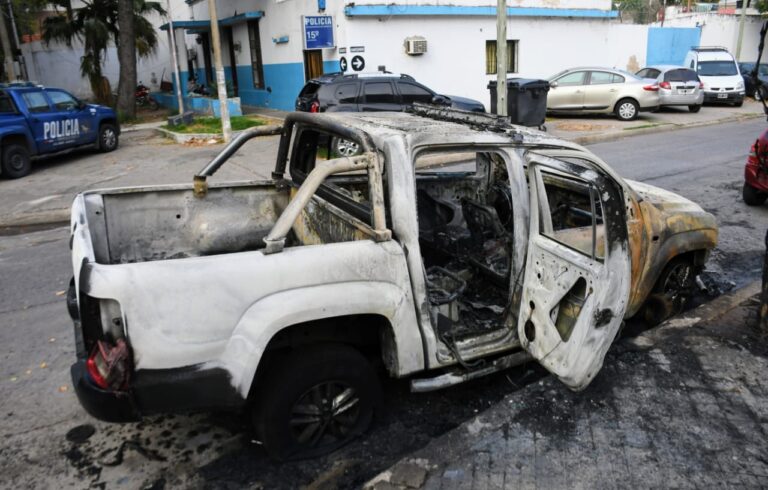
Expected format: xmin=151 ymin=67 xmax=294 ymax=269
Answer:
xmin=67 ymin=107 xmax=717 ymax=460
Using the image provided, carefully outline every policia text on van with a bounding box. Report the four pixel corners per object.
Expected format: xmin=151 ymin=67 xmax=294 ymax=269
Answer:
xmin=0 ymin=83 xmax=119 ymax=179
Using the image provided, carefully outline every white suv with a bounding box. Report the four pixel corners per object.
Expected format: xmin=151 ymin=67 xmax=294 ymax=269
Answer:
xmin=684 ymin=46 xmax=744 ymax=106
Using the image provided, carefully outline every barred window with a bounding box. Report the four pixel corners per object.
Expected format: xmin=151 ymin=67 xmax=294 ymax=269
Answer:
xmin=486 ymin=40 xmax=518 ymax=75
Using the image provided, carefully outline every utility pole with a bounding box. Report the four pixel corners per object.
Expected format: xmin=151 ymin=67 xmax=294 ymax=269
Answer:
xmin=496 ymin=0 xmax=507 ymax=116
xmin=736 ymin=0 xmax=748 ymax=60
xmin=167 ymin=0 xmax=184 ymax=115
xmin=0 ymin=0 xmax=15 ymax=81
xmin=208 ymin=0 xmax=231 ymax=143
xmin=6 ymin=0 xmax=24 ymax=79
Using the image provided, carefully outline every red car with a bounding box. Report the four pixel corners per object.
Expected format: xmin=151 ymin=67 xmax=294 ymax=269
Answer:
xmin=744 ymin=128 xmax=768 ymax=205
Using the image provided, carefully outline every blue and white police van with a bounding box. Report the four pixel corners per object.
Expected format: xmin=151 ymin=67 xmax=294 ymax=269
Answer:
xmin=0 ymin=82 xmax=119 ymax=179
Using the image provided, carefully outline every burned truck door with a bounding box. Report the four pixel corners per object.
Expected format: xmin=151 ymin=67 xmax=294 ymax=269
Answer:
xmin=517 ymin=154 xmax=631 ymax=391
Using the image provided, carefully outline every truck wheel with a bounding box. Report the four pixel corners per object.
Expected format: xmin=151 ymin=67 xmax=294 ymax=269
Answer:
xmin=333 ymin=137 xmax=361 ymax=157
xmin=615 ymin=98 xmax=639 ymax=121
xmin=1 ymin=143 xmax=31 ymax=179
xmin=743 ymin=182 xmax=767 ymax=206
xmin=98 ymin=123 xmax=119 ymax=152
xmin=253 ymin=344 xmax=381 ymax=461
xmin=643 ymin=257 xmax=695 ymax=325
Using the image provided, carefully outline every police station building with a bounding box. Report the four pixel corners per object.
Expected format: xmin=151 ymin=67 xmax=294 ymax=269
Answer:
xmin=164 ymin=0 xmax=648 ymax=111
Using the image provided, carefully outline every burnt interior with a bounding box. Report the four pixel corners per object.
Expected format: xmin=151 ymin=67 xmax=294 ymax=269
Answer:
xmin=415 ymin=151 xmax=515 ymax=340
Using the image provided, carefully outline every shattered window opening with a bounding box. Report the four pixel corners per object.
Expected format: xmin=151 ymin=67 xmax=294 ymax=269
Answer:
xmin=537 ymin=169 xmax=605 ymax=261
xmin=415 ymin=149 xmax=515 ymax=342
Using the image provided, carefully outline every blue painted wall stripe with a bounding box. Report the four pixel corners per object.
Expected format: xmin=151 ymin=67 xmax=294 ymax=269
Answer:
xmin=344 ymin=5 xmax=618 ymax=18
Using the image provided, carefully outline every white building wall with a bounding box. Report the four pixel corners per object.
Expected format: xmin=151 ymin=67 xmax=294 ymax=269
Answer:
xmin=20 ymin=0 xmax=186 ymax=99
xmin=172 ymin=0 xmax=648 ymax=110
xmin=345 ymin=0 xmax=611 ymax=9
xmin=342 ymin=17 xmax=648 ymax=109
xmin=656 ymin=13 xmax=764 ymax=61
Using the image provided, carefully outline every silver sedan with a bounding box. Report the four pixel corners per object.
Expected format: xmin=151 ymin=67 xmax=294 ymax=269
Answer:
xmin=547 ymin=67 xmax=660 ymax=121
xmin=636 ymin=65 xmax=704 ymax=112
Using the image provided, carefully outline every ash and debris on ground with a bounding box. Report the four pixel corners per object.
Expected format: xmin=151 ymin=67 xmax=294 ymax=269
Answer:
xmin=368 ymin=295 xmax=768 ymax=489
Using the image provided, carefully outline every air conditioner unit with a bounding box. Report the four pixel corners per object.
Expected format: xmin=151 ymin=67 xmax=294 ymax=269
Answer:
xmin=187 ymin=48 xmax=197 ymax=60
xmin=404 ymin=36 xmax=427 ymax=56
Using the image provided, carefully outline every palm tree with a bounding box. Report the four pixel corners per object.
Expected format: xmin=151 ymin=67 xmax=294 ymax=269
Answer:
xmin=42 ymin=0 xmax=166 ymax=104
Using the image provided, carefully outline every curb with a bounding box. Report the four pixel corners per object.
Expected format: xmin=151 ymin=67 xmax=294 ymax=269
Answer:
xmin=565 ymin=112 xmax=763 ymax=145
xmin=626 ymin=279 xmax=761 ymax=348
xmin=0 ymin=208 xmax=70 ymax=234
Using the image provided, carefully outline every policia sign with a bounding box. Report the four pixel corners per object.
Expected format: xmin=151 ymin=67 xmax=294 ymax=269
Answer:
xmin=303 ymin=16 xmax=334 ymax=50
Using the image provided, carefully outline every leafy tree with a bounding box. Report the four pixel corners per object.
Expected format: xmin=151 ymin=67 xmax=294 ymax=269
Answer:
xmin=42 ymin=0 xmax=165 ymax=104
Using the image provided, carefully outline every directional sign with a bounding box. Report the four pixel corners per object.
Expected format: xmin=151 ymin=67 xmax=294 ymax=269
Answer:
xmin=351 ymin=55 xmax=365 ymax=72
xmin=303 ymin=16 xmax=334 ymax=50
xmin=339 ymin=57 xmax=348 ymax=72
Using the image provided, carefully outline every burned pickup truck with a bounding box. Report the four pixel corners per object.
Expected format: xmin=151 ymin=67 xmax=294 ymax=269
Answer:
xmin=67 ymin=107 xmax=717 ymax=460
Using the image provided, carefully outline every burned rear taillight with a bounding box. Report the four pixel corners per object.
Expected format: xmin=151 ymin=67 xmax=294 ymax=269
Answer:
xmin=86 ymin=339 xmax=131 ymax=390
xmin=643 ymin=84 xmax=659 ymax=91
xmin=310 ymin=101 xmax=320 ymax=113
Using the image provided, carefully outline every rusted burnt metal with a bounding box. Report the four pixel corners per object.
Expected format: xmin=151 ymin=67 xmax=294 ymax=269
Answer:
xmin=263 ymin=152 xmax=390 ymax=254
xmin=193 ymin=125 xmax=283 ymax=198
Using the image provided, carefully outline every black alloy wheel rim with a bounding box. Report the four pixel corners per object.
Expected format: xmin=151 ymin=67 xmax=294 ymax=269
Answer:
xmin=289 ymin=381 xmax=361 ymax=449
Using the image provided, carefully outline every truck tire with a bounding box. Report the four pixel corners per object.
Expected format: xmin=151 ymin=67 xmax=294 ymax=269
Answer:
xmin=743 ymin=182 xmax=767 ymax=206
xmin=98 ymin=123 xmax=119 ymax=152
xmin=1 ymin=143 xmax=32 ymax=179
xmin=253 ymin=344 xmax=381 ymax=461
xmin=643 ymin=256 xmax=695 ymax=325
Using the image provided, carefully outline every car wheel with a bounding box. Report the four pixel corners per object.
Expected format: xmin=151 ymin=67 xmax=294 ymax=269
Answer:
xmin=734 ymin=100 xmax=744 ymax=108
xmin=743 ymin=182 xmax=767 ymax=206
xmin=253 ymin=344 xmax=380 ymax=461
xmin=643 ymin=257 xmax=695 ymax=325
xmin=754 ymin=88 xmax=763 ymax=101
xmin=688 ymin=104 xmax=702 ymax=113
xmin=98 ymin=123 xmax=119 ymax=152
xmin=1 ymin=143 xmax=32 ymax=179
xmin=615 ymin=98 xmax=639 ymax=121
xmin=333 ymin=137 xmax=361 ymax=157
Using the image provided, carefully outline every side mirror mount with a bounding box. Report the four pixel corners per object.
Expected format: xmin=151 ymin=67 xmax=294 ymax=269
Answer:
xmin=549 ymin=81 xmax=558 ymax=89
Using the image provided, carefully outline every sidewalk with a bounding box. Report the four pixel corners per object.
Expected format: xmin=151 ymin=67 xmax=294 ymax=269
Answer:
xmin=545 ymin=98 xmax=765 ymax=145
xmin=367 ymin=282 xmax=768 ymax=490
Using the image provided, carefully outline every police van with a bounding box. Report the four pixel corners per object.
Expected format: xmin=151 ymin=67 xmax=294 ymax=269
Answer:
xmin=0 ymin=82 xmax=119 ymax=179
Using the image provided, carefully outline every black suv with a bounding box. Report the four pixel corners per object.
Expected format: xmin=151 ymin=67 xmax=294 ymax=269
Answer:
xmin=295 ymin=72 xmax=486 ymax=114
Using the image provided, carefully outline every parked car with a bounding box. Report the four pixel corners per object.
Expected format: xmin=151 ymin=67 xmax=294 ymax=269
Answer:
xmin=295 ymin=72 xmax=485 ymax=114
xmin=0 ymin=82 xmax=119 ymax=179
xmin=684 ymin=47 xmax=744 ymax=106
xmin=546 ymin=67 xmax=660 ymax=121
xmin=738 ymin=62 xmax=768 ymax=100
xmin=743 ymin=127 xmax=768 ymax=205
xmin=296 ymin=72 xmax=485 ymax=156
xmin=67 ymin=108 xmax=717 ymax=461
xmin=636 ymin=65 xmax=704 ymax=112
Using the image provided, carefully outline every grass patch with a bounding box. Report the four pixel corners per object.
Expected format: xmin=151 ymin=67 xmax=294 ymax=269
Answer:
xmin=163 ymin=116 xmax=266 ymax=134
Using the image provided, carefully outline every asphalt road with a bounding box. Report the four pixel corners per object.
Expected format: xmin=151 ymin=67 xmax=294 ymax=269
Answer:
xmin=1 ymin=119 xmax=767 ymax=488
xmin=587 ymin=117 xmax=768 ymax=289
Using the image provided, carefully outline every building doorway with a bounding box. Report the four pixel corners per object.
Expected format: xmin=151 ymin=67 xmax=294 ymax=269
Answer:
xmin=224 ymin=26 xmax=239 ymax=96
xmin=303 ymin=50 xmax=323 ymax=81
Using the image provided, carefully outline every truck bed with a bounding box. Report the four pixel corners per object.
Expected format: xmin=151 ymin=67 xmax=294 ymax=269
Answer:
xmin=78 ymin=182 xmax=291 ymax=264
